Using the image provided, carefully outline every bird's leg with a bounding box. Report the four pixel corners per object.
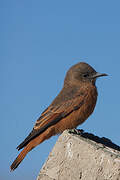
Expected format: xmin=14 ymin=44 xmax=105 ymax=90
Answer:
xmin=68 ymin=128 xmax=84 ymax=135
xmin=68 ymin=128 xmax=79 ymax=134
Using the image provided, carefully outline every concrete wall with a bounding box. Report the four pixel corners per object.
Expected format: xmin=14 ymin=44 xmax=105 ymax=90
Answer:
xmin=37 ymin=130 xmax=120 ymax=180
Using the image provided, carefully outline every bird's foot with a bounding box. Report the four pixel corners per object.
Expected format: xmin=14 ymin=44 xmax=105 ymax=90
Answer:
xmin=68 ymin=128 xmax=84 ymax=135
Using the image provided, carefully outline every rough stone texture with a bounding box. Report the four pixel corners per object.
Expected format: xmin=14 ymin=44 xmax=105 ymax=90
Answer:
xmin=37 ymin=130 xmax=120 ymax=180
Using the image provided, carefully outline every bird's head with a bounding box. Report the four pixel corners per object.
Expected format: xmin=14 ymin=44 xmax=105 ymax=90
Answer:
xmin=64 ymin=62 xmax=108 ymax=86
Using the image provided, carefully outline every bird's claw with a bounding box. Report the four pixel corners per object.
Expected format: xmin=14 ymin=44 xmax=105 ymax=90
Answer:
xmin=68 ymin=128 xmax=84 ymax=135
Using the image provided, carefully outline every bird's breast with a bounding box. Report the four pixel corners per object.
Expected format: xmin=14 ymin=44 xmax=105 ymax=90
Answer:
xmin=54 ymin=84 xmax=98 ymax=133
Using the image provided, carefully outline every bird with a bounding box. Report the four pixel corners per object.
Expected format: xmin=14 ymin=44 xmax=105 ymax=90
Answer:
xmin=10 ymin=62 xmax=107 ymax=171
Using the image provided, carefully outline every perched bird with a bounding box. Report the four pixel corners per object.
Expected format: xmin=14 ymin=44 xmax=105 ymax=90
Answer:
xmin=10 ymin=62 xmax=107 ymax=171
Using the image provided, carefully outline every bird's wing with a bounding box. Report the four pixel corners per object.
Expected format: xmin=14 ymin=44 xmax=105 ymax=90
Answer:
xmin=17 ymin=91 xmax=86 ymax=151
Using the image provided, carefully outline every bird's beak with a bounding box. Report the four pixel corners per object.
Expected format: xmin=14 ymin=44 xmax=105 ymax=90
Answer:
xmin=92 ymin=72 xmax=108 ymax=79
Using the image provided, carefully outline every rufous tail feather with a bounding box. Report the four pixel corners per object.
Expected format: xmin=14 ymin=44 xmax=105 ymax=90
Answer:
xmin=10 ymin=128 xmax=54 ymax=171
xmin=10 ymin=145 xmax=30 ymax=171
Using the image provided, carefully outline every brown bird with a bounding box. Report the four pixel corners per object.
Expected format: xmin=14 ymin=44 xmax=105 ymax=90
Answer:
xmin=10 ymin=62 xmax=107 ymax=171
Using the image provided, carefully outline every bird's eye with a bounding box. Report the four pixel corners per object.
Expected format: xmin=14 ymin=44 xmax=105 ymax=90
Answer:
xmin=83 ymin=73 xmax=89 ymax=78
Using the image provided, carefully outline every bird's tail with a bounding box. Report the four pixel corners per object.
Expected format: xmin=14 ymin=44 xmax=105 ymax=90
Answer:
xmin=10 ymin=127 xmax=55 ymax=171
xmin=10 ymin=145 xmax=30 ymax=171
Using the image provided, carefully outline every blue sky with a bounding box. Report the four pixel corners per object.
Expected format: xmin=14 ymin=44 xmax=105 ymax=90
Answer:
xmin=1 ymin=1 xmax=120 ymax=180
